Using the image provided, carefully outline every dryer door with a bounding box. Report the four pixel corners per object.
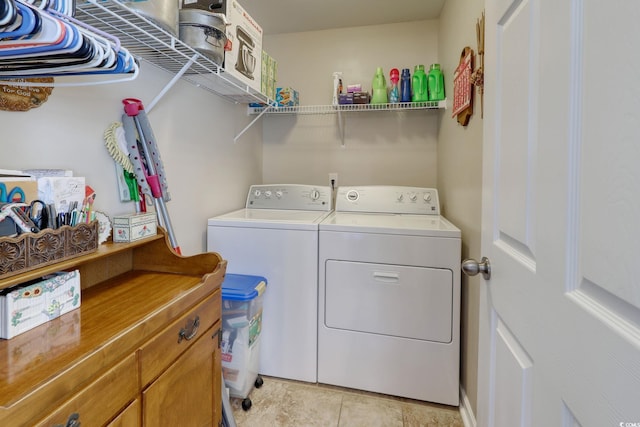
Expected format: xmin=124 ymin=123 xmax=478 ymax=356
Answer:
xmin=324 ymin=260 xmax=453 ymax=343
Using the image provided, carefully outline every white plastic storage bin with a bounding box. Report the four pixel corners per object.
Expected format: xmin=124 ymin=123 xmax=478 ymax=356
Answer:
xmin=221 ymin=273 xmax=267 ymax=410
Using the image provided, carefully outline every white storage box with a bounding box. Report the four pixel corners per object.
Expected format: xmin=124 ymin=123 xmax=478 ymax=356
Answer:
xmin=112 ymin=212 xmax=157 ymax=243
xmin=221 ymin=274 xmax=267 ymax=399
xmin=224 ymin=0 xmax=263 ymax=93
xmin=0 ymin=270 xmax=81 ymax=339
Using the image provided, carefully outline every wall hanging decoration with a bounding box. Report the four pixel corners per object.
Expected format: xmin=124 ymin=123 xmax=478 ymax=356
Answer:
xmin=452 ymin=46 xmax=474 ymax=126
xmin=470 ymin=10 xmax=485 ymax=118
xmin=0 ymin=78 xmax=54 ymax=111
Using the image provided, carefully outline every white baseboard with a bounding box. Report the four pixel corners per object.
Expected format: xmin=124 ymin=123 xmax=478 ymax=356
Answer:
xmin=459 ymin=385 xmax=477 ymax=427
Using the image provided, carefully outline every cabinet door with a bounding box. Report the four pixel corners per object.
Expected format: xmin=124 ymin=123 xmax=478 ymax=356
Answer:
xmin=108 ymin=399 xmax=140 ymax=426
xmin=143 ymin=322 xmax=221 ymax=426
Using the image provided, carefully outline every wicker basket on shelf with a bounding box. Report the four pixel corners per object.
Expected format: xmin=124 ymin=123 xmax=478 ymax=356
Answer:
xmin=0 ymin=221 xmax=98 ymax=280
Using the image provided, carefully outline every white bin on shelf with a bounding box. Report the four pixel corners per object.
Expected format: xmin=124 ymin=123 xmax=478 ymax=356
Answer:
xmin=221 ymin=274 xmax=267 ymax=409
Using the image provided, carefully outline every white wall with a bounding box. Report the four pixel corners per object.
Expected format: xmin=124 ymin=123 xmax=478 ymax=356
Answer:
xmin=262 ymin=21 xmax=441 ymax=187
xmin=438 ymin=0 xmax=485 ymax=416
xmin=1 ymin=62 xmax=263 ymax=255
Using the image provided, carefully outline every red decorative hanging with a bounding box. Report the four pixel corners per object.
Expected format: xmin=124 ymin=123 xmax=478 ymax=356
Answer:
xmin=452 ymin=47 xmax=474 ymax=126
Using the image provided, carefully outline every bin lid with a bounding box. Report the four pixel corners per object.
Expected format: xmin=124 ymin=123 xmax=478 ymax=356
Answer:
xmin=221 ymin=274 xmax=267 ymax=301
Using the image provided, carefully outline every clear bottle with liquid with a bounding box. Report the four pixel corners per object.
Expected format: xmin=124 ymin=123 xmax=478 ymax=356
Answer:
xmin=332 ymin=71 xmax=343 ymax=105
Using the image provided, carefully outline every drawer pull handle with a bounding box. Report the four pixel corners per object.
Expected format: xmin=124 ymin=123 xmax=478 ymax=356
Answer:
xmin=54 ymin=412 xmax=80 ymax=427
xmin=178 ymin=315 xmax=200 ymax=343
xmin=66 ymin=413 xmax=80 ymax=427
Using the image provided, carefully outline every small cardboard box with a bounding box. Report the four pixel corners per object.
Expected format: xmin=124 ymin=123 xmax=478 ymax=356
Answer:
xmin=276 ymin=87 xmax=299 ymax=106
xmin=353 ymin=91 xmax=371 ymax=104
xmin=338 ymin=93 xmax=354 ymax=105
xmin=0 ymin=270 xmax=81 ymax=339
xmin=112 ymin=212 xmax=157 ymax=243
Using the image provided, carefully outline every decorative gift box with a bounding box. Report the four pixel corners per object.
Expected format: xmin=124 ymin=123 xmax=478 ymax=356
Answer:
xmin=112 ymin=212 xmax=157 ymax=243
xmin=0 ymin=270 xmax=81 ymax=339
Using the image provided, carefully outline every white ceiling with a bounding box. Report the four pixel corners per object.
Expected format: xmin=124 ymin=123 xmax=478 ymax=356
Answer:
xmin=238 ymin=0 xmax=446 ymax=35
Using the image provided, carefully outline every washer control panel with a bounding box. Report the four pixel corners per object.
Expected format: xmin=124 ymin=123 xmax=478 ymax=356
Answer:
xmin=246 ymin=184 xmax=333 ymax=211
xmin=336 ymin=186 xmax=440 ymax=215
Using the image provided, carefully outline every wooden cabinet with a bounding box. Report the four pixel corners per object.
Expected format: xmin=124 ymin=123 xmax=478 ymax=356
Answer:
xmin=0 ymin=229 xmax=226 ymax=426
xmin=140 ymin=295 xmax=222 ymax=426
xmin=143 ymin=324 xmax=218 ymax=426
xmin=108 ymin=400 xmax=141 ymax=427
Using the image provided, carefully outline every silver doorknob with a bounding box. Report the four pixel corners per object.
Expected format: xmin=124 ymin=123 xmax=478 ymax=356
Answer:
xmin=461 ymin=257 xmax=491 ymax=280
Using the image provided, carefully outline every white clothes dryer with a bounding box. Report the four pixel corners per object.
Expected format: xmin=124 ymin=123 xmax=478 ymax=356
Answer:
xmin=318 ymin=186 xmax=461 ymax=405
xmin=207 ymin=184 xmax=332 ymax=383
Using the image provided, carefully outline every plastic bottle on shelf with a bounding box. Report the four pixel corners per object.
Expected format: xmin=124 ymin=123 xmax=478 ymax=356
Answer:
xmin=412 ymin=64 xmax=428 ymax=102
xmin=332 ymin=71 xmax=343 ymax=105
xmin=389 ymin=68 xmax=400 ymax=103
xmin=371 ymin=67 xmax=388 ymax=104
xmin=428 ymin=64 xmax=445 ymax=101
xmin=400 ymin=68 xmax=412 ymax=102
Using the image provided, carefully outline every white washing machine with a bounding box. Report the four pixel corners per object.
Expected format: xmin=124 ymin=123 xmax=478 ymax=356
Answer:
xmin=207 ymin=184 xmax=333 ymax=383
xmin=318 ymin=186 xmax=461 ymax=405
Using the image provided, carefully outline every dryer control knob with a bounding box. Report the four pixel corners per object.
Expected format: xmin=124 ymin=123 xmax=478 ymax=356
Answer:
xmin=397 ymin=194 xmax=404 ymax=202
xmin=275 ymin=190 xmax=283 ymax=198
xmin=310 ymin=189 xmax=320 ymax=200
xmin=408 ymin=192 xmax=418 ymax=201
xmin=424 ymin=193 xmax=432 ymax=202
xmin=254 ymin=190 xmax=262 ymax=197
xmin=265 ymin=190 xmax=272 ymax=198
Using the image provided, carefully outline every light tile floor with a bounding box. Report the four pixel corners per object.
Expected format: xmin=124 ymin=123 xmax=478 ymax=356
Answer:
xmin=230 ymin=376 xmax=464 ymax=427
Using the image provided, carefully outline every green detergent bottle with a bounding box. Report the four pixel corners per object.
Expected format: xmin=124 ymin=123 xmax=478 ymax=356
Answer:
xmin=412 ymin=65 xmax=428 ymax=102
xmin=428 ymin=63 xmax=445 ymax=101
xmin=371 ymin=67 xmax=388 ymax=104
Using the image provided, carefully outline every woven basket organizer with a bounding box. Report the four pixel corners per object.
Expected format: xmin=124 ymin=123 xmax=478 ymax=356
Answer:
xmin=0 ymin=221 xmax=98 ymax=280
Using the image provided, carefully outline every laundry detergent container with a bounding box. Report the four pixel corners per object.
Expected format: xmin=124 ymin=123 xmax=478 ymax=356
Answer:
xmin=221 ymin=274 xmax=267 ymax=409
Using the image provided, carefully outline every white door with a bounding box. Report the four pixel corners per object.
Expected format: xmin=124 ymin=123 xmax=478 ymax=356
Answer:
xmin=475 ymin=0 xmax=640 ymax=426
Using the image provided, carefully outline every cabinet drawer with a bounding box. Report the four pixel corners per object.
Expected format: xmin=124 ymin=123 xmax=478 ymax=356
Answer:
xmin=139 ymin=291 xmax=221 ymax=387
xmin=35 ymin=353 xmax=138 ymax=427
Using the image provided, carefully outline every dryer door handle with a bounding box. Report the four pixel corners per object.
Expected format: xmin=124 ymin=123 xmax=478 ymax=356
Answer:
xmin=372 ymin=271 xmax=400 ymax=283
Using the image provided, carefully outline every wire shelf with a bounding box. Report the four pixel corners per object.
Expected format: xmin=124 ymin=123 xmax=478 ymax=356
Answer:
xmin=75 ymin=0 xmax=268 ymax=104
xmin=247 ymin=100 xmax=447 ymax=115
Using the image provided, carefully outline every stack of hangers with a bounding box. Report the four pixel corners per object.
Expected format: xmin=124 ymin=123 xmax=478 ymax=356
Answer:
xmin=0 ymin=0 xmax=138 ymax=84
